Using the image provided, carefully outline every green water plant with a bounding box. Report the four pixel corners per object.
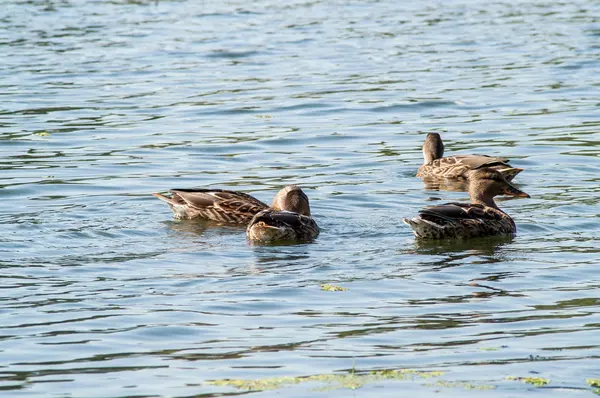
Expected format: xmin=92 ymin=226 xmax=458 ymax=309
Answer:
xmin=426 ymin=380 xmax=496 ymax=390
xmin=588 ymin=379 xmax=600 ymax=387
xmin=320 ymin=284 xmax=348 ymax=291
xmin=587 ymin=379 xmax=600 ymax=395
xmin=207 ymin=368 xmax=445 ymax=392
xmin=505 ymin=376 xmax=549 ymax=386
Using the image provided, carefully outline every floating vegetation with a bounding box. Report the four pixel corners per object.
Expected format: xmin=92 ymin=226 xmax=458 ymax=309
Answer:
xmin=588 ymin=379 xmax=600 ymax=387
xmin=208 ymin=368 xmax=445 ymax=392
xmin=320 ymin=284 xmax=348 ymax=292
xmin=425 ymin=380 xmax=496 ymax=391
xmin=209 ymin=376 xmax=301 ymax=391
xmin=506 ymin=376 xmax=549 ymax=386
xmin=34 ymin=131 xmax=51 ymax=137
xmin=587 ymin=379 xmax=600 ymax=395
xmin=371 ymin=369 xmax=444 ymax=379
xmin=479 ymin=347 xmax=499 ymax=351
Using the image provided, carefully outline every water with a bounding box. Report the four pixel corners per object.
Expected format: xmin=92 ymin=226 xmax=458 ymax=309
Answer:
xmin=1 ymin=0 xmax=600 ymax=396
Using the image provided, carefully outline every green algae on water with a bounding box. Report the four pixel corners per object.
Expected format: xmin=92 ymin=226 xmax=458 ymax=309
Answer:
xmin=208 ymin=368 xmax=445 ymax=391
xmin=588 ymin=379 xmax=600 ymax=387
xmin=320 ymin=284 xmax=348 ymax=291
xmin=426 ymin=380 xmax=496 ymax=391
xmin=506 ymin=376 xmax=549 ymax=386
xmin=587 ymin=379 xmax=600 ymax=395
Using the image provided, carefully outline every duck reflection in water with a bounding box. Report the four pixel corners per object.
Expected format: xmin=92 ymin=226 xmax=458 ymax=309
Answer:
xmin=248 ymin=245 xmax=315 ymax=274
xmin=421 ymin=177 xmax=469 ymax=193
xmin=161 ymin=219 xmax=247 ymax=254
xmin=409 ymin=234 xmax=515 ymax=260
xmin=406 ymin=235 xmax=520 ymax=299
xmin=164 ymin=218 xmax=245 ymax=237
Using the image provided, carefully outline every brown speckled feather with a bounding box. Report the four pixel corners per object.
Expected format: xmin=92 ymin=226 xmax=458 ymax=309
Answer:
xmin=417 ymin=155 xmax=521 ymax=181
xmin=246 ymin=209 xmax=320 ymax=242
xmin=153 ymin=189 xmax=268 ymax=223
xmin=406 ymin=202 xmax=516 ymax=239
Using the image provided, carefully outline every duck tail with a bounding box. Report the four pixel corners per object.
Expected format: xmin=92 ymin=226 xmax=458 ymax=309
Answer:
xmin=403 ymin=217 xmax=423 ymax=236
xmin=152 ymin=192 xmax=174 ymax=204
xmin=497 ymin=167 xmax=524 ymax=182
xmin=402 ymin=217 xmax=417 ymax=228
xmin=403 ymin=216 xmax=443 ymax=238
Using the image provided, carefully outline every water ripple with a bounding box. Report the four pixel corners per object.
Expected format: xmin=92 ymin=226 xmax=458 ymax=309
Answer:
xmin=1 ymin=0 xmax=600 ymax=396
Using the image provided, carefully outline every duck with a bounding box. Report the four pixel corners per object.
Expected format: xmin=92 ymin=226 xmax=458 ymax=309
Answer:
xmin=246 ymin=185 xmax=320 ymax=242
xmin=153 ymin=185 xmax=306 ymax=225
xmin=403 ymin=168 xmax=530 ymax=239
xmin=416 ymin=133 xmax=523 ymax=182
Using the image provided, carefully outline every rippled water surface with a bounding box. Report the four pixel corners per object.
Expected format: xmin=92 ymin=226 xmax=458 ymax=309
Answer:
xmin=2 ymin=0 xmax=600 ymax=396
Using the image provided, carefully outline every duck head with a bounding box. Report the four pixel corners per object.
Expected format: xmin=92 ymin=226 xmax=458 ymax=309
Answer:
xmin=271 ymin=185 xmax=311 ymax=216
xmin=422 ymin=133 xmax=444 ymax=164
xmin=468 ymin=168 xmax=530 ymax=208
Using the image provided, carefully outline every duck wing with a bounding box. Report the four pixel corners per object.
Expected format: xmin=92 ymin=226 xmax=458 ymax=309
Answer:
xmin=419 ymin=202 xmax=504 ymax=222
xmin=170 ymin=189 xmax=267 ymax=210
xmin=420 ymin=155 xmax=517 ymax=180
xmin=157 ymin=189 xmax=268 ymax=223
xmin=443 ymin=154 xmax=511 ymax=169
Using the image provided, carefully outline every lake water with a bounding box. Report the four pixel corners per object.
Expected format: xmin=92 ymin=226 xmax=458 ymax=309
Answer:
xmin=1 ymin=0 xmax=600 ymax=396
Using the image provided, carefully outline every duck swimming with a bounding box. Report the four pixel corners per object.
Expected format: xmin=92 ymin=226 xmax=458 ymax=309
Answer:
xmin=153 ymin=185 xmax=306 ymax=225
xmin=246 ymin=185 xmax=319 ymax=242
xmin=403 ymin=168 xmax=530 ymax=239
xmin=416 ymin=133 xmax=523 ymax=182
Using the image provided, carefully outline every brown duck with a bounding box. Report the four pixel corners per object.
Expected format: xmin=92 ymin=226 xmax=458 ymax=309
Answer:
xmin=403 ymin=168 xmax=530 ymax=239
xmin=153 ymin=185 xmax=305 ymax=224
xmin=246 ymin=185 xmax=319 ymax=242
xmin=416 ymin=133 xmax=523 ymax=181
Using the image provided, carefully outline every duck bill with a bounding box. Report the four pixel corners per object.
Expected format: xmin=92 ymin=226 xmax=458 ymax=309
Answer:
xmin=502 ymin=183 xmax=530 ymax=198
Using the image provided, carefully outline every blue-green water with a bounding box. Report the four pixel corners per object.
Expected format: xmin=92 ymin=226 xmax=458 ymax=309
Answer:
xmin=1 ymin=0 xmax=600 ymax=396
